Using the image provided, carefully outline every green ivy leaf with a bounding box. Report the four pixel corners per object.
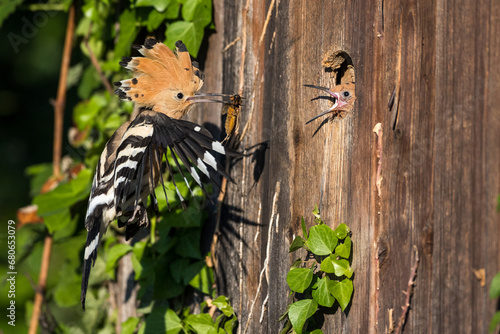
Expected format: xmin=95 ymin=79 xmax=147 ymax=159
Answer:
xmin=184 ymin=313 xmax=215 ymax=334
xmin=182 ymin=0 xmax=212 ymax=27
xmin=132 ymin=241 xmax=148 ymax=279
xmin=165 ymin=20 xmax=205 ymax=57
xmin=0 ymin=0 xmax=23 ymax=29
xmin=136 ymin=0 xmax=173 ymax=12
xmin=26 ymin=163 xmax=53 ymax=197
xmin=78 ymin=65 xmax=101 ymax=99
xmin=334 ymin=236 xmax=351 ymax=259
xmin=289 ymin=235 xmax=305 ymax=252
xmin=175 ymin=228 xmax=202 ymax=259
xmin=170 ymin=258 xmax=189 ymax=283
xmin=312 ymin=205 xmax=320 ymax=220
xmin=320 ymin=256 xmax=334 ymax=273
xmin=34 ymin=169 xmax=91 ymax=215
xmin=145 ymin=10 xmax=167 ymax=31
xmin=105 ymin=244 xmax=133 ymax=277
xmin=73 ymin=94 xmax=107 ymax=130
xmin=490 ymin=311 xmax=500 ymax=333
xmin=330 ymin=258 xmax=353 ymax=278
xmin=309 ymin=330 xmax=324 ymax=334
xmin=286 ymin=268 xmax=313 ymax=293
xmin=334 ymin=223 xmax=350 ymax=239
xmin=328 ymin=278 xmax=353 ymax=311
xmin=306 ymin=225 xmax=338 ymax=256
xmin=212 ymin=295 xmax=235 ymax=317
xmin=187 ymin=262 xmax=213 ymax=295
xmin=143 ymin=307 xmax=182 ymax=334
xmin=288 ymin=299 xmax=318 ymax=334
xmin=33 ymin=169 xmax=92 ymax=233
xmin=115 ymin=10 xmax=139 ymax=59
xmin=53 ymin=263 xmax=81 ymax=307
xmin=224 ymin=315 xmax=237 ymax=333
xmin=301 ymin=217 xmax=308 ymax=238
xmin=490 ymin=271 xmax=500 ymax=299
xmin=311 ymin=276 xmax=335 ymax=307
xmin=122 ymin=317 xmax=140 ymax=334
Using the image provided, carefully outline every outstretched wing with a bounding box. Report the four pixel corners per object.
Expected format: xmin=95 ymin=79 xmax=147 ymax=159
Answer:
xmin=144 ymin=110 xmax=239 ymax=199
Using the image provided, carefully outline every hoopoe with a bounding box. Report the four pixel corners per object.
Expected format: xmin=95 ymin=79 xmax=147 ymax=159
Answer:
xmin=81 ymin=39 xmax=237 ymax=310
xmin=305 ymin=84 xmax=356 ymax=124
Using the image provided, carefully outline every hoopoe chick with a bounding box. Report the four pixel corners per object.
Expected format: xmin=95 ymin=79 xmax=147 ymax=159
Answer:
xmin=305 ymin=83 xmax=356 ymax=124
xmin=81 ymin=39 xmax=238 ymax=310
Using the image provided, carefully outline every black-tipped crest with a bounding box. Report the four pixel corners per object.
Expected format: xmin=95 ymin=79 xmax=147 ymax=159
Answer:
xmin=175 ymin=40 xmax=188 ymax=52
xmin=144 ymin=38 xmax=158 ymax=49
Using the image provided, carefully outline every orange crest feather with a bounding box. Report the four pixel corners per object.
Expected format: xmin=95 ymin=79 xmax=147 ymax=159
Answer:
xmin=114 ymin=39 xmax=204 ymax=117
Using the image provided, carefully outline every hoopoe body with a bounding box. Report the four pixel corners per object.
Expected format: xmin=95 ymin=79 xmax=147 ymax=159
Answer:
xmin=81 ymin=39 xmax=236 ymax=309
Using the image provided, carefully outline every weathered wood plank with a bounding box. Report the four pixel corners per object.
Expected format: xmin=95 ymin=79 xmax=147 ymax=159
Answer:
xmin=196 ymin=0 xmax=500 ymax=333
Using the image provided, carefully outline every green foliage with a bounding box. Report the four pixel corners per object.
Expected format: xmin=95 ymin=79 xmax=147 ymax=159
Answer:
xmin=9 ymin=0 xmax=237 ymax=332
xmin=0 ymin=0 xmax=24 ymax=28
xmin=490 ymin=271 xmax=500 ymax=332
xmin=280 ymin=207 xmax=354 ymax=334
xmin=490 ymin=199 xmax=500 ymax=333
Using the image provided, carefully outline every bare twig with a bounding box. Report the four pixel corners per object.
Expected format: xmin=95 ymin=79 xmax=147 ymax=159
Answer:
xmin=238 ymin=0 xmax=251 ymax=96
xmin=387 ymin=308 xmax=395 ymax=334
xmin=243 ymin=182 xmax=280 ymax=333
xmin=394 ymin=246 xmax=419 ymax=334
xmin=29 ymin=4 xmax=75 ymax=334
xmin=258 ymin=0 xmax=276 ymax=46
xmin=223 ymin=36 xmax=241 ymax=53
xmin=373 ymin=123 xmax=383 ymax=197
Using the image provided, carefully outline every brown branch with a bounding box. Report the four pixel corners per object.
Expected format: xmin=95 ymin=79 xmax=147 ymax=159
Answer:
xmin=52 ymin=3 xmax=75 ymax=177
xmin=28 ymin=236 xmax=53 ymax=334
xmin=394 ymin=245 xmax=419 ymax=334
xmin=29 ymin=4 xmax=75 ymax=334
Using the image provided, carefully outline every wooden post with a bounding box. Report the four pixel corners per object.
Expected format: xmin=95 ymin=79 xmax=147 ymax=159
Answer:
xmin=197 ymin=0 xmax=500 ymax=332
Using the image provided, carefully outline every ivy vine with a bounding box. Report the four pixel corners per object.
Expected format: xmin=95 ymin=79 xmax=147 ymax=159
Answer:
xmin=280 ymin=206 xmax=354 ymax=334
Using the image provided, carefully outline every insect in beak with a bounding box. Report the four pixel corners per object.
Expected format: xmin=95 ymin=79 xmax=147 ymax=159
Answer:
xmin=187 ymin=93 xmax=233 ymax=104
xmin=304 ymin=84 xmax=350 ymax=124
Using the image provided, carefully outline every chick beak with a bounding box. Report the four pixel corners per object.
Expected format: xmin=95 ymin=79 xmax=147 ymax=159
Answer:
xmin=304 ymin=85 xmax=347 ymax=124
xmin=187 ymin=93 xmax=232 ymax=104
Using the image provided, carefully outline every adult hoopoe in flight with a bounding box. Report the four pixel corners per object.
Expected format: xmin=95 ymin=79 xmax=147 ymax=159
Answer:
xmin=305 ymin=83 xmax=356 ymax=124
xmin=81 ymin=39 xmax=237 ymax=310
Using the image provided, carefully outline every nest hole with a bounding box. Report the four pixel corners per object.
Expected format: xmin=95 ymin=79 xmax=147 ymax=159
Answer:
xmin=322 ymin=50 xmax=355 ymax=86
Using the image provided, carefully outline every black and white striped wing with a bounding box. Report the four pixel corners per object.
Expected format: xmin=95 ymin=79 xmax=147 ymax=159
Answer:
xmin=113 ymin=110 xmax=238 ymax=210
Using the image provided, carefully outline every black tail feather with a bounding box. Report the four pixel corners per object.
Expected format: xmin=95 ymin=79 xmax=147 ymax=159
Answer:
xmin=81 ymin=218 xmax=101 ymax=310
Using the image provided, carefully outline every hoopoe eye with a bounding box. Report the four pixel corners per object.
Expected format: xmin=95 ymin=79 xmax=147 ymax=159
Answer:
xmin=343 ymin=91 xmax=350 ymax=97
xmin=176 ymin=92 xmax=184 ymax=100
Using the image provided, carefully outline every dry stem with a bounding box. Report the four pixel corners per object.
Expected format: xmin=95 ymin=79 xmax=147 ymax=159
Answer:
xmin=29 ymin=4 xmax=75 ymax=334
xmin=394 ymin=246 xmax=419 ymax=334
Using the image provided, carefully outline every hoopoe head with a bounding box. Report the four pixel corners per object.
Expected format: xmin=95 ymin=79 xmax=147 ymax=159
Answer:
xmin=305 ymin=83 xmax=356 ymax=124
xmin=115 ymin=39 xmax=216 ymax=118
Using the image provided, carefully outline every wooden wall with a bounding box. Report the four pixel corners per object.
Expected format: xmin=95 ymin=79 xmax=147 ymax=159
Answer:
xmin=192 ymin=0 xmax=500 ymax=332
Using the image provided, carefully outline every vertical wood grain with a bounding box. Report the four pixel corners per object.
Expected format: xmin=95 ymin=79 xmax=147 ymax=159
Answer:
xmin=197 ymin=0 xmax=500 ymax=332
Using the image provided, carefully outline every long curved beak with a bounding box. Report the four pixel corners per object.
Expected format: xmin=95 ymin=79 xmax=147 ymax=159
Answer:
xmin=187 ymin=93 xmax=232 ymax=104
xmin=304 ymin=85 xmax=347 ymax=124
